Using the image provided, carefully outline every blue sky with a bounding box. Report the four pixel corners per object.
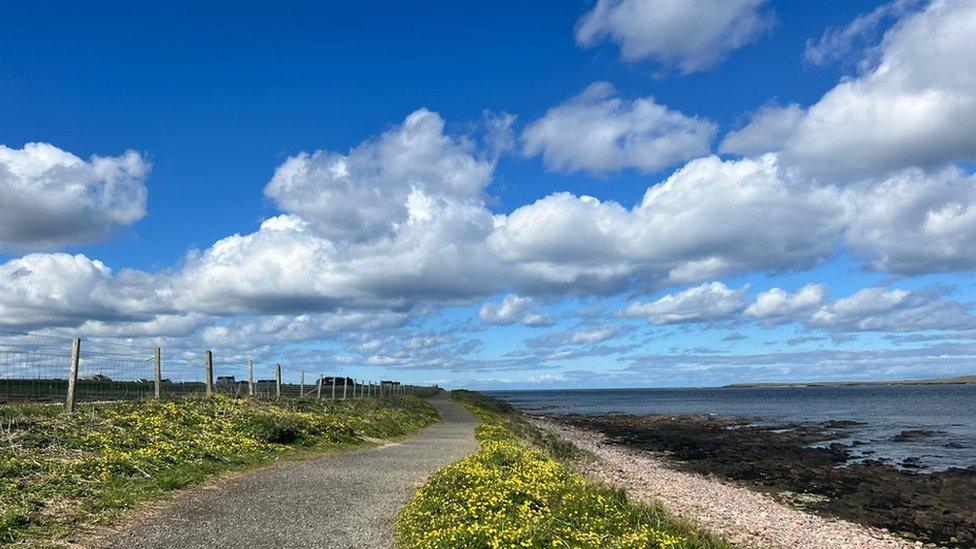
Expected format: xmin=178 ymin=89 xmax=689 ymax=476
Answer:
xmin=2 ymin=0 xmax=976 ymax=388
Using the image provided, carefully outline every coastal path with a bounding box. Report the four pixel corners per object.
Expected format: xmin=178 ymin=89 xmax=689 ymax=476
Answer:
xmin=97 ymin=393 xmax=479 ymax=549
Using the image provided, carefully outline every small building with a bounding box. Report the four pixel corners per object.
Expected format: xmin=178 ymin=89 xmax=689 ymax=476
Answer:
xmin=216 ymin=375 xmax=236 ymax=385
xmin=322 ymin=376 xmax=354 ymax=386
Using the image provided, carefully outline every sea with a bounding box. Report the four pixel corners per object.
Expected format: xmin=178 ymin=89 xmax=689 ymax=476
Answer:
xmin=490 ymin=384 xmax=976 ymax=472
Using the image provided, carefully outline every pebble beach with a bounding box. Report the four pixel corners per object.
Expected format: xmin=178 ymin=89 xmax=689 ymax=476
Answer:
xmin=533 ymin=417 xmax=927 ymax=549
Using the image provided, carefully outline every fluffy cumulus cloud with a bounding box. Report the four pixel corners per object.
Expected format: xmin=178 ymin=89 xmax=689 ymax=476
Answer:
xmin=745 ymin=284 xmax=827 ymax=323
xmin=575 ymin=0 xmax=773 ymax=73
xmin=726 ymin=0 xmax=976 ymax=181
xmin=0 ymin=253 xmax=187 ymax=334
xmin=265 ymin=109 xmax=496 ymax=242
xmin=522 ymin=82 xmax=715 ymax=174
xmin=491 ymin=154 xmax=845 ymax=291
xmin=176 ymin=208 xmax=501 ymax=315
xmin=0 ymin=143 xmax=149 ymax=250
xmin=719 ymin=103 xmax=804 ymax=156
xmin=179 ymin=110 xmax=509 ymax=315
xmin=843 ymin=167 xmax=976 ymax=273
xmin=478 ymin=295 xmax=553 ymax=327
xmin=615 ymin=281 xmax=976 ymax=336
xmin=0 ymin=111 xmax=507 ymax=335
xmin=620 ymin=282 xmax=749 ymax=325
xmin=809 ymin=287 xmax=976 ymax=333
xmin=740 ymin=285 xmax=976 ymax=335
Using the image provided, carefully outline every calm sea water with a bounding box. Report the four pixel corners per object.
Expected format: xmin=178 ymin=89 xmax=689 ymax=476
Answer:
xmin=490 ymin=385 xmax=976 ymax=472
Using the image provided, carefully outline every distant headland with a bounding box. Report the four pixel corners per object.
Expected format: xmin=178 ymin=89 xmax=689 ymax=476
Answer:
xmin=725 ymin=374 xmax=976 ymax=388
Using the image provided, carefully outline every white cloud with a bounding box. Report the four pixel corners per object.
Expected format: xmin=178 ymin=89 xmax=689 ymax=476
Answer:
xmin=479 ymin=294 xmax=553 ymax=327
xmin=265 ymin=109 xmax=495 ymax=242
xmin=0 ymin=143 xmax=149 ymax=249
xmin=492 ymin=154 xmax=846 ymax=291
xmin=719 ymin=103 xmax=804 ymax=156
xmin=843 ymin=167 xmax=976 ymax=273
xmin=735 ymin=284 xmax=976 ymax=334
xmin=804 ymin=0 xmax=924 ymax=67
xmin=810 ymin=287 xmax=976 ymax=333
xmin=177 ymin=207 xmax=501 ymax=315
xmin=522 ymin=82 xmax=716 ymax=174
xmin=745 ymin=284 xmax=827 ymax=323
xmin=621 ymin=281 xmax=748 ymax=325
xmin=728 ymin=0 xmax=976 ymax=180
xmin=526 ymin=324 xmax=625 ymax=348
xmin=575 ymin=0 xmax=773 ymax=74
xmin=178 ymin=110 xmax=510 ymax=315
xmin=0 ymin=253 xmax=180 ymax=332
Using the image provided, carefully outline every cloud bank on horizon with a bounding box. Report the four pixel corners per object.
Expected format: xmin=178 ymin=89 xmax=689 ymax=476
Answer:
xmin=1 ymin=0 xmax=975 ymax=388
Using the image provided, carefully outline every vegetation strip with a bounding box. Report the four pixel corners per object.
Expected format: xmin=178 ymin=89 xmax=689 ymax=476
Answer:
xmin=396 ymin=391 xmax=728 ymax=548
xmin=0 ymin=396 xmax=439 ymax=545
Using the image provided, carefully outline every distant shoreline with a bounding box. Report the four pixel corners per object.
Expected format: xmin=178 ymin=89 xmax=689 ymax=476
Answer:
xmin=725 ymin=374 xmax=976 ymax=388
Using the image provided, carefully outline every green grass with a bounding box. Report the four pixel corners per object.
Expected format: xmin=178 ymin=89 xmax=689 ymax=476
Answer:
xmin=395 ymin=390 xmax=729 ymax=549
xmin=0 ymin=395 xmax=439 ymax=546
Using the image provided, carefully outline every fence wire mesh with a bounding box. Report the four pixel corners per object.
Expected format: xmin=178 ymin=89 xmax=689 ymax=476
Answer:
xmin=0 ymin=330 xmax=429 ymax=406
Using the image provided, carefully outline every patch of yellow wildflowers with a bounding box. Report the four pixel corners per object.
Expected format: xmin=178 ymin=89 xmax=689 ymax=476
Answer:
xmin=398 ymin=414 xmax=693 ymax=548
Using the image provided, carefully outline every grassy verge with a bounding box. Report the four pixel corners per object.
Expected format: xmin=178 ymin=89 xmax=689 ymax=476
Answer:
xmin=396 ymin=390 xmax=729 ymax=549
xmin=0 ymin=395 xmax=439 ymax=546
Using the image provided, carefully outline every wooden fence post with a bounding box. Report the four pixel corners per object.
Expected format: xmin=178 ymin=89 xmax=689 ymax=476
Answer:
xmin=275 ymin=363 xmax=282 ymax=400
xmin=342 ymin=377 xmax=347 ymax=400
xmin=154 ymin=346 xmax=162 ymax=399
xmin=248 ymin=360 xmax=254 ymax=397
xmin=300 ymin=371 xmax=305 ymax=398
xmin=204 ymin=350 xmax=214 ymax=397
xmin=331 ymin=377 xmax=337 ymax=399
xmin=65 ymin=338 xmax=81 ymax=413
xmin=317 ymin=374 xmax=323 ymax=400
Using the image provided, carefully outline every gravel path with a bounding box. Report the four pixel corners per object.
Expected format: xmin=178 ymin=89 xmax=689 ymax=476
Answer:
xmin=96 ymin=394 xmax=478 ymax=549
xmin=532 ymin=418 xmax=923 ymax=549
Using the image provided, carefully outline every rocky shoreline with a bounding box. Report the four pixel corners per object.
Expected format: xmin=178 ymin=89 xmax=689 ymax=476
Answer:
xmin=539 ymin=413 xmax=974 ymax=548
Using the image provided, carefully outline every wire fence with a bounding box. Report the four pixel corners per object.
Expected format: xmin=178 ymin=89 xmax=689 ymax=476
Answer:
xmin=0 ymin=330 xmax=435 ymax=408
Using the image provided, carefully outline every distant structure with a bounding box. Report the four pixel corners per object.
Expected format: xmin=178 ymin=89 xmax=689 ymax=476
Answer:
xmin=86 ymin=373 xmax=112 ymax=382
xmin=323 ymin=376 xmax=354 ymax=386
xmin=216 ymin=375 xmax=236 ymax=385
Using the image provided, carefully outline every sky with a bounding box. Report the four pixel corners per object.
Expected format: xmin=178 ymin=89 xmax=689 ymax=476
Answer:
xmin=2 ymin=0 xmax=976 ymax=389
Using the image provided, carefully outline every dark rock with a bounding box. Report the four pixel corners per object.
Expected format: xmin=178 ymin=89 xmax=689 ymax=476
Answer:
xmin=894 ymin=429 xmax=945 ymax=442
xmin=823 ymin=420 xmax=867 ymax=429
